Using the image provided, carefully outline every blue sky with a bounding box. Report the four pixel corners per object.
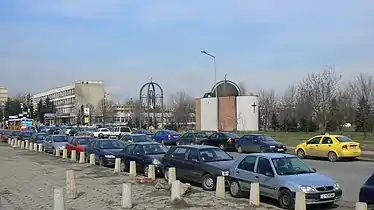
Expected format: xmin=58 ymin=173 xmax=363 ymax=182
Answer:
xmin=1 ymin=0 xmax=374 ymax=101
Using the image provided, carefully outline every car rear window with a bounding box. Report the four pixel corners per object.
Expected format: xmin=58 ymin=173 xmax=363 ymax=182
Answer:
xmin=335 ymin=136 xmax=354 ymax=142
xmin=167 ymin=130 xmax=178 ymax=134
xmin=120 ymin=127 xmax=131 ymax=132
xmin=195 ymin=133 xmax=208 ymax=138
xmin=77 ymin=138 xmax=92 ymax=145
xmin=225 ymin=133 xmax=240 ymax=138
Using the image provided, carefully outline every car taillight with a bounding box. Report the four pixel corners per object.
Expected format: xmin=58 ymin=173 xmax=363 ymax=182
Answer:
xmin=227 ymin=138 xmax=235 ymax=143
xmin=195 ymin=138 xmax=200 ymax=141
xmin=168 ymin=134 xmax=171 ymax=139
xmin=342 ymin=145 xmax=348 ymax=150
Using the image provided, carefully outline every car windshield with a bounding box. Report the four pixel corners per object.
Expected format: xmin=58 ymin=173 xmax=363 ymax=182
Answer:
xmin=11 ymin=131 xmax=21 ymax=135
xmin=225 ymin=133 xmax=240 ymax=138
xmin=100 ymin=128 xmax=109 ymax=132
xmin=100 ymin=141 xmax=124 ymax=149
xmin=77 ymin=138 xmax=92 ymax=145
xmin=120 ymin=127 xmax=131 ymax=132
xmin=53 ymin=136 xmax=69 ymax=142
xmin=335 ymin=136 xmax=354 ymax=142
xmin=195 ymin=133 xmax=208 ymax=138
xmin=132 ymin=135 xmax=153 ymax=142
xmin=272 ymin=157 xmax=315 ymax=175
xmin=36 ymin=134 xmax=48 ymax=140
xmin=199 ymin=148 xmax=233 ymax=162
xmin=23 ymin=132 xmax=33 ymax=137
xmin=143 ymin=144 xmax=168 ymax=154
xmin=3 ymin=130 xmax=11 ymax=135
xmin=257 ymin=135 xmax=275 ymax=141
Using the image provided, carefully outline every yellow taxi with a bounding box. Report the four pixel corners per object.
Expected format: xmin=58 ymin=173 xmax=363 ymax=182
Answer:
xmin=295 ymin=134 xmax=361 ymax=162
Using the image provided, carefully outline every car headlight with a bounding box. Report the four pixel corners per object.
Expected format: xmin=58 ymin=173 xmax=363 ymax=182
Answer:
xmin=334 ymin=183 xmax=340 ymax=190
xmin=105 ymin=155 xmax=115 ymax=158
xmin=300 ymin=185 xmax=316 ymax=193
xmin=221 ymin=171 xmax=230 ymax=176
xmin=152 ymin=159 xmax=161 ymax=165
xmin=269 ymin=145 xmax=276 ymax=148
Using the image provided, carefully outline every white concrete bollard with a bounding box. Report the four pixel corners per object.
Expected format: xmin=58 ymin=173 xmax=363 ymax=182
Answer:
xmin=53 ymin=187 xmax=66 ymax=210
xmin=249 ymin=182 xmax=260 ymax=205
xmin=29 ymin=142 xmax=34 ymax=151
xmin=38 ymin=144 xmax=43 ymax=152
xmin=148 ymin=165 xmax=156 ymax=180
xmin=89 ymin=154 xmax=95 ymax=165
xmin=215 ymin=176 xmax=225 ymax=198
xmin=71 ymin=150 xmax=77 ymax=161
xmin=168 ymin=167 xmax=176 ymax=184
xmin=355 ymin=202 xmax=368 ymax=210
xmin=12 ymin=139 xmax=17 ymax=147
xmin=66 ymin=170 xmax=77 ymax=199
xmin=171 ymin=180 xmax=182 ymax=201
xmin=114 ymin=158 xmax=121 ymax=173
xmin=25 ymin=140 xmax=29 ymax=150
xmin=7 ymin=138 xmax=11 ymax=145
xmin=20 ymin=141 xmax=25 ymax=149
xmin=55 ymin=149 xmax=61 ymax=157
xmin=17 ymin=140 xmax=21 ymax=148
xmin=129 ymin=161 xmax=136 ymax=177
xmin=79 ymin=152 xmax=85 ymax=163
xmin=62 ymin=149 xmax=68 ymax=159
xmin=121 ymin=183 xmax=132 ymax=208
xmin=33 ymin=143 xmax=38 ymax=151
xmin=295 ymin=191 xmax=306 ymax=210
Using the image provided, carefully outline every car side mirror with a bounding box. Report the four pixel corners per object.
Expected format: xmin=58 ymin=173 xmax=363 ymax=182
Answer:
xmin=265 ymin=172 xmax=274 ymax=177
xmin=48 ymin=140 xmax=52 ymax=143
xmin=312 ymin=168 xmax=317 ymax=172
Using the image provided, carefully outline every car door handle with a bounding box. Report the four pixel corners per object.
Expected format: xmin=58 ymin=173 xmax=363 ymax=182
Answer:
xmin=328 ymin=145 xmax=331 ymax=147
xmin=315 ymin=145 xmax=318 ymax=147
xmin=236 ymin=171 xmax=239 ymax=174
xmin=255 ymin=175 xmax=259 ymax=179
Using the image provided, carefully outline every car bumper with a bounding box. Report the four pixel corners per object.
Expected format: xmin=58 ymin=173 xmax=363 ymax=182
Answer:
xmin=103 ymin=158 xmax=116 ymax=166
xmin=266 ymin=147 xmax=287 ymax=153
xmin=338 ymin=150 xmax=361 ymax=158
xmin=305 ymin=189 xmax=342 ymax=204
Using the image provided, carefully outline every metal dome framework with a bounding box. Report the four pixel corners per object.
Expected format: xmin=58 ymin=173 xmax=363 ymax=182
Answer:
xmin=139 ymin=80 xmax=164 ymax=129
xmin=209 ymin=79 xmax=242 ymax=97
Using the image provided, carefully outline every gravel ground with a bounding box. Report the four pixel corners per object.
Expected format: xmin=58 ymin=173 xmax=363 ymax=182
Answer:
xmin=0 ymin=143 xmax=356 ymax=210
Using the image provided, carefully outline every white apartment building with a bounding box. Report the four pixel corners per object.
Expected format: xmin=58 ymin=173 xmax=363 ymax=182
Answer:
xmin=0 ymin=87 xmax=8 ymax=106
xmin=33 ymin=81 xmax=105 ymax=124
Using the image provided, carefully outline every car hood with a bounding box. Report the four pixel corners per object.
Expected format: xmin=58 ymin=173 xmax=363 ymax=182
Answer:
xmin=280 ymin=172 xmax=336 ymax=187
xmin=101 ymin=148 xmax=124 ymax=154
xmin=53 ymin=142 xmax=68 ymax=147
xmin=261 ymin=141 xmax=283 ymax=146
xmin=147 ymin=154 xmax=165 ymax=160
xmin=205 ymin=160 xmax=236 ymax=170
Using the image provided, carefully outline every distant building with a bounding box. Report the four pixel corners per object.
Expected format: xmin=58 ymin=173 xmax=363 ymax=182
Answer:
xmin=32 ymin=81 xmax=105 ymax=124
xmin=0 ymin=87 xmax=8 ymax=106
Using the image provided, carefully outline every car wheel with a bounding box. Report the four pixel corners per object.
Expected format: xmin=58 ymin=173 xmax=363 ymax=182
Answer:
xmin=161 ymin=139 xmax=165 ymax=145
xmin=98 ymin=133 xmax=103 ymax=138
xmin=164 ymin=167 xmax=169 ymax=181
xmin=202 ymin=174 xmax=215 ymax=191
xmin=52 ymin=147 xmax=56 ymax=155
xmin=229 ymin=179 xmax=243 ymax=198
xmin=144 ymin=165 xmax=149 ymax=177
xmin=121 ymin=160 xmax=126 ymax=172
xmin=297 ymin=149 xmax=306 ymax=159
xmin=85 ymin=153 xmax=90 ymax=163
xmin=328 ymin=151 xmax=338 ymax=162
xmin=260 ymin=147 xmax=266 ymax=153
xmin=237 ymin=146 xmax=243 ymax=153
xmin=99 ymin=157 xmax=104 ymax=166
xmin=42 ymin=146 xmax=46 ymax=153
xmin=278 ymin=189 xmax=294 ymax=209
xmin=219 ymin=144 xmax=225 ymax=150
xmin=176 ymin=141 xmax=180 ymax=146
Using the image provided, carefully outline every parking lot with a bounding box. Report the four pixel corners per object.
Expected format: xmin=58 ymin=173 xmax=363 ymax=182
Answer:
xmin=0 ymin=143 xmax=362 ymax=210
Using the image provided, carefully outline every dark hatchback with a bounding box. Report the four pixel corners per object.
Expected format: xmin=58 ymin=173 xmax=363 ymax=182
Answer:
xmin=85 ymin=139 xmax=126 ymax=166
xmin=8 ymin=130 xmax=22 ymax=139
xmin=162 ymin=145 xmax=235 ymax=191
xmin=121 ymin=142 xmax=168 ymax=176
xmin=18 ymin=131 xmax=36 ymax=141
xmin=235 ymin=134 xmax=287 ymax=153
xmin=200 ymin=132 xmax=240 ymax=151
xmin=359 ymin=172 xmax=374 ymax=206
xmin=177 ymin=131 xmax=209 ymax=145
xmin=30 ymin=133 xmax=49 ymax=144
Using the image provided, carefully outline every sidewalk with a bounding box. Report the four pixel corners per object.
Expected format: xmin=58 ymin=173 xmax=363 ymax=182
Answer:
xmin=288 ymin=147 xmax=374 ymax=160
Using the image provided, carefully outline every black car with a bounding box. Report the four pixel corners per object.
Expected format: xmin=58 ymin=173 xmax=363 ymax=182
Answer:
xmin=162 ymin=145 xmax=234 ymax=191
xmin=18 ymin=131 xmax=36 ymax=141
xmin=30 ymin=133 xmax=49 ymax=144
xmin=177 ymin=131 xmax=209 ymax=145
xmin=85 ymin=139 xmax=126 ymax=166
xmin=121 ymin=142 xmax=168 ymax=176
xmin=200 ymin=132 xmax=240 ymax=151
xmin=359 ymin=172 xmax=374 ymax=206
xmin=235 ymin=134 xmax=287 ymax=153
xmin=8 ymin=130 xmax=22 ymax=139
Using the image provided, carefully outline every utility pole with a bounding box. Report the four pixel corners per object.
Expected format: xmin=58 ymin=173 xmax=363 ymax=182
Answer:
xmin=103 ymin=93 xmax=107 ymax=126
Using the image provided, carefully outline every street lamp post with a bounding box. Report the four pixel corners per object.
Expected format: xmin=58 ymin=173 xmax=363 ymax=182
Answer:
xmin=201 ymin=50 xmax=219 ymax=132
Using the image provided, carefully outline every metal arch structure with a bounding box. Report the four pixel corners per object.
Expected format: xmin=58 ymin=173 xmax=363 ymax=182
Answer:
xmin=210 ymin=79 xmax=242 ymax=97
xmin=139 ymin=80 xmax=164 ymax=129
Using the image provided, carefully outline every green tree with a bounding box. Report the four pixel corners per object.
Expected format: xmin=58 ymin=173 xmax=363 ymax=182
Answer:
xmin=270 ymin=113 xmax=279 ymax=131
xmin=44 ymin=97 xmax=56 ymax=113
xmin=327 ymin=98 xmax=344 ymax=132
xmin=4 ymin=98 xmax=22 ymax=117
xmin=36 ymin=99 xmax=45 ymax=122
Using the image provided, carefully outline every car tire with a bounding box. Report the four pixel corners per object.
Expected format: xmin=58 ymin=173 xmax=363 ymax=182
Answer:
xmin=144 ymin=165 xmax=149 ymax=177
xmin=99 ymin=157 xmax=104 ymax=166
xmin=219 ymin=144 xmax=225 ymax=150
xmin=237 ymin=145 xmax=243 ymax=153
xmin=202 ymin=174 xmax=215 ymax=191
xmin=161 ymin=139 xmax=165 ymax=145
xmin=52 ymin=147 xmax=56 ymax=155
xmin=260 ymin=147 xmax=265 ymax=153
xmin=229 ymin=179 xmax=243 ymax=198
xmin=164 ymin=167 xmax=170 ymax=181
xmin=278 ymin=189 xmax=294 ymax=209
xmin=98 ymin=133 xmax=103 ymax=138
xmin=328 ymin=151 xmax=338 ymax=162
xmin=297 ymin=149 xmax=306 ymax=159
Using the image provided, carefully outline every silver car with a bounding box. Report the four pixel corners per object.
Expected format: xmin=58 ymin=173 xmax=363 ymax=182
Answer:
xmin=229 ymin=153 xmax=342 ymax=209
xmin=43 ymin=135 xmax=69 ymax=154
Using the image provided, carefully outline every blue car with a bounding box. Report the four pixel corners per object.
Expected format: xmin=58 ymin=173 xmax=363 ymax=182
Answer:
xmin=18 ymin=131 xmax=36 ymax=141
xmin=132 ymin=129 xmax=153 ymax=136
xmin=235 ymin=134 xmax=287 ymax=153
xmin=121 ymin=142 xmax=168 ymax=176
xmin=85 ymin=139 xmax=126 ymax=166
xmin=152 ymin=130 xmax=180 ymax=145
xmin=359 ymin=172 xmax=374 ymax=206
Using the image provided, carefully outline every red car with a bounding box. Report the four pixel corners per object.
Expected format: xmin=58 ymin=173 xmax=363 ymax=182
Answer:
xmin=66 ymin=136 xmax=93 ymax=156
xmin=0 ymin=130 xmax=11 ymax=142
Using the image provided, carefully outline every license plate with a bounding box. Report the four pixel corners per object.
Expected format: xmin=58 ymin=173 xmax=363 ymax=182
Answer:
xmin=174 ymin=136 xmax=178 ymax=138
xmin=320 ymin=193 xmax=335 ymax=199
xmin=277 ymin=149 xmax=284 ymax=152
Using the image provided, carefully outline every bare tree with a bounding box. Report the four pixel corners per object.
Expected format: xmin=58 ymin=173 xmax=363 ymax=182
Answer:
xmin=298 ymin=67 xmax=342 ymax=132
xmin=280 ymin=85 xmax=297 ymax=131
xmin=170 ymin=91 xmax=195 ymax=126
xmin=258 ymin=89 xmax=277 ymax=131
xmin=97 ymin=98 xmax=115 ymax=125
